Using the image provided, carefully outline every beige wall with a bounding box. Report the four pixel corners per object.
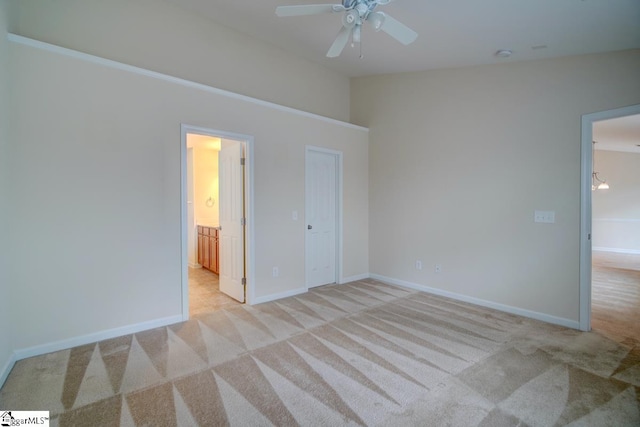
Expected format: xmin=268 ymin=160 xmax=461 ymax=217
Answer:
xmin=352 ymin=50 xmax=640 ymax=324
xmin=6 ymin=39 xmax=368 ymax=354
xmin=592 ymin=150 xmax=640 ymax=253
xmin=0 ymin=0 xmax=14 ymax=384
xmin=8 ymin=0 xmax=351 ymax=122
xmin=193 ymin=147 xmax=220 ymax=227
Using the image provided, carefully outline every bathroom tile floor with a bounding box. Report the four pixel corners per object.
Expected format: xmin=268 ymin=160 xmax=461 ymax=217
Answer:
xmin=188 ymin=267 xmax=240 ymax=316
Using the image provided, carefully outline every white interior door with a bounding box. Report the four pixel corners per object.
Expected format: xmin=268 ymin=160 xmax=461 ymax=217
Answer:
xmin=305 ymin=149 xmax=337 ymax=288
xmin=219 ymin=139 xmax=245 ymax=302
xmin=186 ymin=148 xmax=197 ymax=268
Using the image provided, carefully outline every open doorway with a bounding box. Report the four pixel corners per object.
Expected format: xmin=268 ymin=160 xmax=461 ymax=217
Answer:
xmin=590 ymin=114 xmax=640 ymax=340
xmin=180 ymin=125 xmax=254 ymax=320
xmin=580 ymin=104 xmax=640 ymax=337
xmin=186 ymin=133 xmax=236 ymax=316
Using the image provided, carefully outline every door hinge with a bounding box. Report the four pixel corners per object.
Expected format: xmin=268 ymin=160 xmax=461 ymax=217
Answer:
xmin=588 ymin=233 xmax=591 ymax=240
xmin=241 ymin=217 xmax=246 ymax=226
xmin=240 ymin=157 xmax=245 ymax=166
xmin=241 ymin=277 xmax=246 ymax=286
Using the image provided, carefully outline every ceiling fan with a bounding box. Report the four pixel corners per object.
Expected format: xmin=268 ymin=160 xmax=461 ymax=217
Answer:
xmin=275 ymin=0 xmax=418 ymax=58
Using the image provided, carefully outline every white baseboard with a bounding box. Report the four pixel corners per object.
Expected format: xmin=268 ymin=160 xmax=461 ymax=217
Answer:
xmin=0 ymin=352 xmax=17 ymax=389
xmin=370 ymin=273 xmax=581 ymax=330
xmin=13 ymin=315 xmax=183 ymax=361
xmin=339 ymin=273 xmax=370 ymax=284
xmin=592 ymin=247 xmax=640 ymax=255
xmin=251 ymin=287 xmax=307 ymax=305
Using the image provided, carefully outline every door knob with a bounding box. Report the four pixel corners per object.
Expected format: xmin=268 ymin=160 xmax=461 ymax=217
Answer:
xmin=307 ymin=225 xmax=313 ymax=230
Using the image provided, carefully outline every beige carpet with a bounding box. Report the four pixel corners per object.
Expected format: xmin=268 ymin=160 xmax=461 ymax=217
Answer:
xmin=1 ymin=278 xmax=639 ymax=426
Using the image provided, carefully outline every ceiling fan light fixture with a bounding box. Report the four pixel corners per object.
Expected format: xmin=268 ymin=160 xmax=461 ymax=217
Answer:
xmin=591 ymin=141 xmax=610 ymax=191
xmin=342 ymin=10 xmax=358 ymax=28
xmin=368 ymin=11 xmax=385 ymax=31
xmin=353 ymin=25 xmax=362 ymax=43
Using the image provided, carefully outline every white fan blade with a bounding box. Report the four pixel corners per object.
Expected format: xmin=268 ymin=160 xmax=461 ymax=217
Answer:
xmin=379 ymin=12 xmax=417 ymax=45
xmin=327 ymin=26 xmax=352 ymax=57
xmin=276 ymin=4 xmax=343 ymax=17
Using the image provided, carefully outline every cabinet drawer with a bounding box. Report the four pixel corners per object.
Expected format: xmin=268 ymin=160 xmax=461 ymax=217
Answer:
xmin=197 ymin=225 xmax=219 ymax=237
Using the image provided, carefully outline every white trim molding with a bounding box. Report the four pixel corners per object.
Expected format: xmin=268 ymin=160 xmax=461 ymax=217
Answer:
xmin=340 ymin=273 xmax=370 ymax=284
xmin=593 ymin=247 xmax=640 ymax=255
xmin=13 ymin=315 xmax=183 ymax=362
xmin=0 ymin=353 xmax=16 ymax=389
xmin=251 ymin=287 xmax=307 ymax=305
xmin=371 ymin=274 xmax=581 ymax=330
xmin=8 ymin=33 xmax=369 ymax=133
xmin=593 ymin=218 xmax=640 ymax=223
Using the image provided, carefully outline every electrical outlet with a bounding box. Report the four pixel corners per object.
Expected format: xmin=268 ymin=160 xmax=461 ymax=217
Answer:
xmin=435 ymin=264 xmax=442 ymax=273
xmin=272 ymin=267 xmax=279 ymax=278
xmin=292 ymin=210 xmax=298 ymax=221
xmin=415 ymin=260 xmax=423 ymax=270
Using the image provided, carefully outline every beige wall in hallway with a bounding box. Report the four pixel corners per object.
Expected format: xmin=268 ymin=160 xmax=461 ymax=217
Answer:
xmin=351 ymin=49 xmax=640 ymax=324
xmin=592 ymin=149 xmax=640 ymax=253
xmin=193 ymin=147 xmax=220 ymax=227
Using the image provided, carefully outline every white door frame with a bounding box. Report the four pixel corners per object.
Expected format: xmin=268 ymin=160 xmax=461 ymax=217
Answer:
xmin=305 ymin=146 xmax=344 ymax=289
xmin=180 ymin=124 xmax=255 ymax=320
xmin=579 ymin=103 xmax=640 ymax=331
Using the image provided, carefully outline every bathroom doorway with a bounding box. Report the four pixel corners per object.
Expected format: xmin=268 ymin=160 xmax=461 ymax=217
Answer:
xmin=180 ymin=125 xmax=254 ymax=320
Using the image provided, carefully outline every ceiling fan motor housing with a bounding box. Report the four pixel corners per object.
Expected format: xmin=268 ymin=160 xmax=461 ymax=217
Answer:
xmin=342 ymin=10 xmax=358 ymax=28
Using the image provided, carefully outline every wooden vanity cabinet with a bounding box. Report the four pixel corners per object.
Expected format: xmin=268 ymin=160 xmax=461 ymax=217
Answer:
xmin=197 ymin=226 xmax=219 ymax=274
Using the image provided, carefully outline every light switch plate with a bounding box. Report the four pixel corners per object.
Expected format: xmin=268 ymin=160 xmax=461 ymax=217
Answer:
xmin=534 ymin=210 xmax=555 ymax=223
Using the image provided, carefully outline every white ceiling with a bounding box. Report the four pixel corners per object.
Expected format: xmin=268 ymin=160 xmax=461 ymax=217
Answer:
xmin=168 ymin=0 xmax=640 ymax=78
xmin=169 ymin=0 xmax=640 ymax=152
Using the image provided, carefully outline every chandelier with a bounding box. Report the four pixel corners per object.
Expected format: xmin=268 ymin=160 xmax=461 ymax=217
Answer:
xmin=592 ymin=141 xmax=609 ymax=191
